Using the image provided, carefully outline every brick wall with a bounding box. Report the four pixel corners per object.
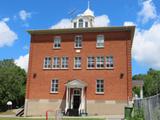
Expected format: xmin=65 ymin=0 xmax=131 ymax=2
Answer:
xmin=26 ymin=31 xmax=132 ymax=101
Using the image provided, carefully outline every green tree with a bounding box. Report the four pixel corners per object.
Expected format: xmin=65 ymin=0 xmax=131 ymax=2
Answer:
xmin=0 ymin=59 xmax=26 ymax=111
xmin=132 ymin=68 xmax=160 ymax=97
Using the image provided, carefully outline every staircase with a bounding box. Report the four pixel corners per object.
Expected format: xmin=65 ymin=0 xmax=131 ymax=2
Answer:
xmin=16 ymin=108 xmax=24 ymax=117
xmin=66 ymin=109 xmax=79 ymax=116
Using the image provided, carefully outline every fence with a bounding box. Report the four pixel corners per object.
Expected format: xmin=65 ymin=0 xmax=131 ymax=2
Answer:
xmin=134 ymin=94 xmax=160 ymax=120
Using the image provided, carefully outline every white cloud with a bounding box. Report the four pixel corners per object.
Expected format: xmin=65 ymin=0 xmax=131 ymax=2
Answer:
xmin=138 ymin=0 xmax=157 ymax=23
xmin=132 ymin=22 xmax=160 ymax=69
xmin=123 ymin=21 xmax=136 ymax=26
xmin=0 ymin=20 xmax=18 ymax=47
xmin=19 ymin=10 xmax=31 ymax=21
xmin=2 ymin=17 xmax=10 ymax=22
xmin=23 ymin=45 xmax=29 ymax=50
xmin=51 ymin=15 xmax=110 ymax=29
xmin=94 ymin=15 xmax=110 ymax=27
xmin=51 ymin=19 xmax=72 ymax=29
xmin=15 ymin=54 xmax=29 ymax=71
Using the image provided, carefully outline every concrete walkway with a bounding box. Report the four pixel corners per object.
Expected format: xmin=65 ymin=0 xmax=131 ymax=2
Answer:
xmin=0 ymin=114 xmax=16 ymax=117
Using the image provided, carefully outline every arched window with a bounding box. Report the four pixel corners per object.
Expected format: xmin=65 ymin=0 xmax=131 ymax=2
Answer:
xmin=79 ymin=19 xmax=83 ymax=28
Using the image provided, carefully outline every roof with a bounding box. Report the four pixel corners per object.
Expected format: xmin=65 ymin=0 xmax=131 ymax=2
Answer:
xmin=65 ymin=79 xmax=87 ymax=88
xmin=27 ymin=26 xmax=135 ymax=44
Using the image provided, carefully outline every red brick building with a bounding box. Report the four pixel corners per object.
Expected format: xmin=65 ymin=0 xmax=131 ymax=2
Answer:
xmin=24 ymin=6 xmax=135 ymax=116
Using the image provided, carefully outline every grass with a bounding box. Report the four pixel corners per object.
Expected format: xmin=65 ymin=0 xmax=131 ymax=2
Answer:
xmin=0 ymin=110 xmax=104 ymax=120
xmin=0 ymin=110 xmax=15 ymax=115
xmin=0 ymin=118 xmax=104 ymax=120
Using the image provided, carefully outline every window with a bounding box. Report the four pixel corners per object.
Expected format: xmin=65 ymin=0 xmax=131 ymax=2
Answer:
xmin=74 ymin=22 xmax=77 ymax=28
xmin=54 ymin=36 xmax=61 ymax=48
xmin=79 ymin=19 xmax=83 ymax=28
xmin=53 ymin=57 xmax=60 ymax=69
xmin=85 ymin=22 xmax=88 ymax=27
xmin=74 ymin=57 xmax=81 ymax=69
xmin=61 ymin=57 xmax=68 ymax=69
xmin=74 ymin=35 xmax=82 ymax=48
xmin=51 ymin=79 xmax=58 ymax=93
xmin=43 ymin=57 xmax=51 ymax=69
xmin=96 ymin=56 xmax=104 ymax=68
xmin=96 ymin=35 xmax=104 ymax=48
xmin=96 ymin=80 xmax=104 ymax=93
xmin=87 ymin=56 xmax=94 ymax=68
xmin=106 ymin=56 xmax=114 ymax=68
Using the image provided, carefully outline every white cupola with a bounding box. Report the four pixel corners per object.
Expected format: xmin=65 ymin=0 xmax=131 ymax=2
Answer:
xmin=72 ymin=1 xmax=95 ymax=28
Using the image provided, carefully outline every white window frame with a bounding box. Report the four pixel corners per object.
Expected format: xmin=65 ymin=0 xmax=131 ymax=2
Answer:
xmin=96 ymin=56 xmax=105 ymax=69
xmin=106 ymin=56 xmax=114 ymax=69
xmin=74 ymin=22 xmax=77 ymax=28
xmin=74 ymin=35 xmax=82 ymax=48
xmin=43 ymin=57 xmax=52 ymax=69
xmin=74 ymin=56 xmax=81 ymax=69
xmin=61 ymin=56 xmax=68 ymax=69
xmin=53 ymin=36 xmax=61 ymax=49
xmin=96 ymin=35 xmax=104 ymax=48
xmin=96 ymin=79 xmax=104 ymax=94
xmin=87 ymin=56 xmax=95 ymax=69
xmin=52 ymin=56 xmax=60 ymax=69
xmin=51 ymin=79 xmax=58 ymax=93
xmin=85 ymin=22 xmax=88 ymax=28
xmin=79 ymin=19 xmax=83 ymax=28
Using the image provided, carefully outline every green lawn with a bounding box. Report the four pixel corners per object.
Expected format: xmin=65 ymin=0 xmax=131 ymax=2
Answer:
xmin=0 ymin=110 xmax=15 ymax=115
xmin=0 ymin=118 xmax=104 ymax=120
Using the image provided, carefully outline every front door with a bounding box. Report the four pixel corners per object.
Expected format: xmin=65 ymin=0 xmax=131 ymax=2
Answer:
xmin=73 ymin=95 xmax=81 ymax=109
xmin=72 ymin=89 xmax=81 ymax=116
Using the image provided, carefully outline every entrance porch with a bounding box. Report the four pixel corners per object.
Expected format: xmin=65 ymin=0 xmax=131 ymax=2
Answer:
xmin=65 ymin=80 xmax=87 ymax=116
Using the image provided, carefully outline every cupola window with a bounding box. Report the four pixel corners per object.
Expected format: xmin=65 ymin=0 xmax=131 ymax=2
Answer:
xmin=85 ymin=22 xmax=88 ymax=27
xmin=79 ymin=19 xmax=83 ymax=28
xmin=74 ymin=22 xmax=77 ymax=28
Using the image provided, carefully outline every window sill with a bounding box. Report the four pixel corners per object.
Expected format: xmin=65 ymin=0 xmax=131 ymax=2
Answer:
xmin=95 ymin=67 xmax=106 ymax=70
xmin=86 ymin=68 xmax=114 ymax=70
xmin=94 ymin=67 xmax=114 ymax=70
xmin=86 ymin=68 xmax=95 ymax=70
xmin=106 ymin=67 xmax=114 ymax=70
xmin=53 ymin=48 xmax=61 ymax=50
xmin=52 ymin=68 xmax=61 ymax=69
xmin=50 ymin=92 xmax=58 ymax=94
xmin=43 ymin=68 xmax=69 ymax=70
xmin=96 ymin=46 xmax=104 ymax=49
xmin=95 ymin=92 xmax=104 ymax=95
xmin=74 ymin=47 xmax=82 ymax=49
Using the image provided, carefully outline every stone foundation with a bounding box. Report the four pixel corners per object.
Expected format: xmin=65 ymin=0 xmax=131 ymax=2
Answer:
xmin=87 ymin=100 xmax=127 ymax=115
xmin=24 ymin=99 xmax=127 ymax=116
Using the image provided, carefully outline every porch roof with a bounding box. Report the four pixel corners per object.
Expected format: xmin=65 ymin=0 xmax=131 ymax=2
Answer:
xmin=65 ymin=79 xmax=87 ymax=88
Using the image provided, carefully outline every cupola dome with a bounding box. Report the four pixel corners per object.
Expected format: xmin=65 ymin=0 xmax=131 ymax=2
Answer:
xmin=83 ymin=8 xmax=94 ymax=17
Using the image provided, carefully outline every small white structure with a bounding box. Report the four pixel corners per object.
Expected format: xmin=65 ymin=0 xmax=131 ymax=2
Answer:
xmin=7 ymin=101 xmax=12 ymax=106
xmin=71 ymin=1 xmax=95 ymax=28
xmin=7 ymin=101 xmax=12 ymax=109
xmin=132 ymin=80 xmax=144 ymax=99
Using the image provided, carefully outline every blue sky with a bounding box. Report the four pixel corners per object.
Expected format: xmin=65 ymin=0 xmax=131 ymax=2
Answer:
xmin=0 ymin=0 xmax=160 ymax=75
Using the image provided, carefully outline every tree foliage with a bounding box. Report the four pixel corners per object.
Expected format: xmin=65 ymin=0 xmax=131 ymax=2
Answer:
xmin=0 ymin=59 xmax=26 ymax=111
xmin=132 ymin=68 xmax=160 ymax=97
